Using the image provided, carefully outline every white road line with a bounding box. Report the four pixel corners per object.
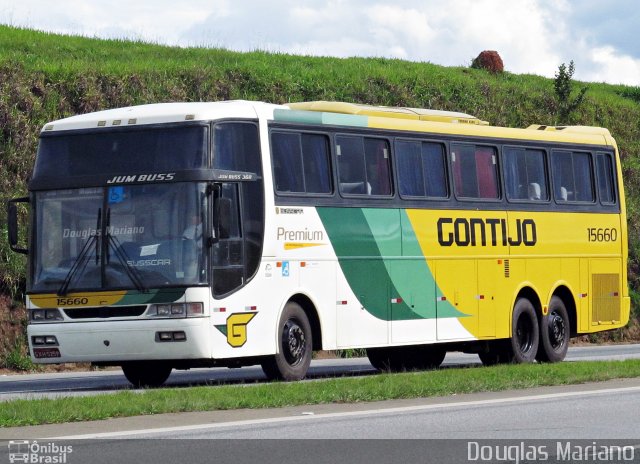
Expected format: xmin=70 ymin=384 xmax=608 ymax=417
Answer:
xmin=52 ymin=384 xmax=640 ymax=439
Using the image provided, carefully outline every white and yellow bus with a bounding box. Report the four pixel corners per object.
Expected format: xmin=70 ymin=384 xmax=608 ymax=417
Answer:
xmin=7 ymin=100 xmax=629 ymax=386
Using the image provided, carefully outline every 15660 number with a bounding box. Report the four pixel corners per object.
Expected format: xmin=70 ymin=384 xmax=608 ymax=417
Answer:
xmin=57 ymin=297 xmax=89 ymax=306
xmin=587 ymin=227 xmax=618 ymax=242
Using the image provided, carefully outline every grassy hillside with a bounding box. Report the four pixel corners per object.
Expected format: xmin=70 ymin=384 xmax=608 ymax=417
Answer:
xmin=1 ymin=25 xmax=640 ymax=361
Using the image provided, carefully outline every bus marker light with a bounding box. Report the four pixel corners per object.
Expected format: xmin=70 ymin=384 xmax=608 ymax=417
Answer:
xmin=300 ymin=262 xmax=306 ymax=267
xmin=580 ymin=293 xmax=588 ymax=298
xmin=337 ymin=300 xmax=348 ymax=305
xmin=276 ymin=262 xmax=282 ymax=268
xmin=542 ymin=305 xmax=549 ymax=315
xmin=245 ymin=306 xmax=257 ymax=311
xmin=391 ymin=298 xmax=403 ymax=304
xmin=437 ymin=296 xmax=447 ymax=302
xmin=187 ymin=303 xmax=204 ymax=315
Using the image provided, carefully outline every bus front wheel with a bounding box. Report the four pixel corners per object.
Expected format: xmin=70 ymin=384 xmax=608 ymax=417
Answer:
xmin=536 ymin=296 xmax=570 ymax=363
xmin=261 ymin=301 xmax=313 ymax=381
xmin=122 ymin=361 xmax=172 ymax=388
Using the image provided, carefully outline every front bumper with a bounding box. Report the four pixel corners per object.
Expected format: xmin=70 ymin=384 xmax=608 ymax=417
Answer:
xmin=27 ymin=318 xmax=212 ymax=363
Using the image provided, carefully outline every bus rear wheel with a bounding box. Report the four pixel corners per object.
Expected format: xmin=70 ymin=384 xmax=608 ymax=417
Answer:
xmin=122 ymin=361 xmax=172 ymax=388
xmin=479 ymin=298 xmax=539 ymax=365
xmin=261 ymin=302 xmax=313 ymax=381
xmin=536 ymin=296 xmax=570 ymax=363
xmin=508 ymin=298 xmax=540 ymax=363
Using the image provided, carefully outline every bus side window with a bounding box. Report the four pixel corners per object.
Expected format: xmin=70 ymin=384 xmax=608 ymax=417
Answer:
xmin=271 ymin=131 xmax=331 ymax=194
xmin=337 ymin=135 xmax=391 ymax=196
xmin=451 ymin=143 xmax=499 ymax=200
xmin=504 ymin=147 xmax=548 ymax=202
xmin=396 ymin=140 xmax=447 ymax=198
xmin=552 ymin=150 xmax=594 ymax=203
xmin=596 ymin=153 xmax=616 ymax=204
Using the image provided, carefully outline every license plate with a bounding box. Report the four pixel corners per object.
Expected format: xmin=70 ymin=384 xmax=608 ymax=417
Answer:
xmin=33 ymin=347 xmax=61 ymax=358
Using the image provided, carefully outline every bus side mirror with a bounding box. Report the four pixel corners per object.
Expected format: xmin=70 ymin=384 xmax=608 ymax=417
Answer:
xmin=7 ymin=197 xmax=29 ymax=255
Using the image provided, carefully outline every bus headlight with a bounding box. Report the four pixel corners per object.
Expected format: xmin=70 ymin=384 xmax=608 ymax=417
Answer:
xmin=147 ymin=303 xmax=204 ymax=318
xmin=30 ymin=309 xmax=63 ymax=323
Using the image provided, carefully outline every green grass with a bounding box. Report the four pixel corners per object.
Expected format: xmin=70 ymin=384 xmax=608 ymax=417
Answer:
xmin=3 ymin=360 xmax=640 ymax=427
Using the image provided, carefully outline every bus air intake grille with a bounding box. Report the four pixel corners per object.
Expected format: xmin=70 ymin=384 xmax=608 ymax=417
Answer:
xmin=504 ymin=259 xmax=510 ymax=278
xmin=63 ymin=306 xmax=147 ymax=319
xmin=592 ymin=274 xmax=620 ymax=325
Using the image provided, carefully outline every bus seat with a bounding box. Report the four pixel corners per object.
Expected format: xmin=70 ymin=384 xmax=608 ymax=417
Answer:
xmin=341 ymin=182 xmax=366 ymax=194
xmin=560 ymin=187 xmax=568 ymax=201
xmin=528 ymin=183 xmax=541 ymax=200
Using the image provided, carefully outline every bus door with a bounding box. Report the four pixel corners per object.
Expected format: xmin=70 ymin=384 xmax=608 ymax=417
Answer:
xmin=211 ymin=183 xmax=244 ymax=296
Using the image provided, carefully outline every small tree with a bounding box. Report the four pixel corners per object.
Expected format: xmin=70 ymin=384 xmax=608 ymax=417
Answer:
xmin=554 ymin=61 xmax=587 ymax=124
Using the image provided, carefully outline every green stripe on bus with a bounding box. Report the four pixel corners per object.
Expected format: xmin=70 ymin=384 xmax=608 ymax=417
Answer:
xmin=317 ymin=207 xmax=464 ymax=321
xmin=118 ymin=288 xmax=187 ymax=305
xmin=273 ymin=109 xmax=368 ymax=128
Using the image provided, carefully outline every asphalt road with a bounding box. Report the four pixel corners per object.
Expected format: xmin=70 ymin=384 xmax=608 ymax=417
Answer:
xmin=3 ymin=345 xmax=640 ymax=464
xmin=3 ymin=379 xmax=640 ymax=464
xmin=1 ymin=343 xmax=640 ymax=402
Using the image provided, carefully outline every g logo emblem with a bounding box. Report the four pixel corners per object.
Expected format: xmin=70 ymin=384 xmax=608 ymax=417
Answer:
xmin=226 ymin=313 xmax=257 ymax=347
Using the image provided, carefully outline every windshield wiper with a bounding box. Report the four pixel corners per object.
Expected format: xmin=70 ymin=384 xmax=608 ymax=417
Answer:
xmin=105 ymin=209 xmax=147 ymax=293
xmin=57 ymin=208 xmax=101 ymax=296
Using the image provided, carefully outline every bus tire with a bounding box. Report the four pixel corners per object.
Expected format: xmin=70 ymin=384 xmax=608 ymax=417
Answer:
xmin=367 ymin=345 xmax=445 ymax=372
xmin=408 ymin=345 xmax=446 ymax=370
xmin=366 ymin=347 xmax=391 ymax=371
xmin=122 ymin=362 xmax=172 ymax=388
xmin=536 ymin=296 xmax=570 ymax=363
xmin=478 ymin=341 xmax=510 ymax=366
xmin=508 ymin=298 xmax=539 ymax=363
xmin=261 ymin=301 xmax=312 ymax=381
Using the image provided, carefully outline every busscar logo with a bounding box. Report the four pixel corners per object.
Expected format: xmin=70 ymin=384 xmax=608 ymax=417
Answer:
xmin=106 ymin=173 xmax=175 ymax=184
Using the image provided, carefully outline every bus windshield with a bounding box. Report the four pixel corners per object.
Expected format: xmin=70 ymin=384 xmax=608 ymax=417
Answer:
xmin=32 ymin=182 xmax=208 ymax=293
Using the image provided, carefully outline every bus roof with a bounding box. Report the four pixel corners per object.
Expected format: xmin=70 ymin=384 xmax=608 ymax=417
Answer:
xmin=41 ymin=101 xmax=283 ymax=132
xmin=282 ymin=101 xmax=615 ymax=148
xmin=41 ymin=99 xmax=615 ymax=148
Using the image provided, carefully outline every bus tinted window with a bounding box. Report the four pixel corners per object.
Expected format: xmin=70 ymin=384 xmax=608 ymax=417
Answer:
xmin=504 ymin=147 xmax=548 ymax=201
xmin=336 ymin=135 xmax=391 ymax=196
xmin=213 ymin=122 xmax=262 ymax=174
xmin=596 ymin=153 xmax=616 ymax=204
xmin=451 ymin=143 xmax=499 ymax=199
xmin=271 ymin=132 xmax=332 ymax=194
xmin=552 ymin=151 xmax=594 ymax=202
xmin=395 ymin=140 xmax=447 ymax=198
xmin=34 ymin=125 xmax=208 ymax=179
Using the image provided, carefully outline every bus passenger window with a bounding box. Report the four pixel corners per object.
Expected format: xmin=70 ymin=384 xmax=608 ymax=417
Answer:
xmin=336 ymin=135 xmax=391 ymax=196
xmin=451 ymin=143 xmax=499 ymax=200
xmin=552 ymin=151 xmax=594 ymax=203
xmin=271 ymin=132 xmax=331 ymax=194
xmin=504 ymin=147 xmax=548 ymax=201
xmin=396 ymin=140 xmax=447 ymax=198
xmin=596 ymin=153 xmax=616 ymax=204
